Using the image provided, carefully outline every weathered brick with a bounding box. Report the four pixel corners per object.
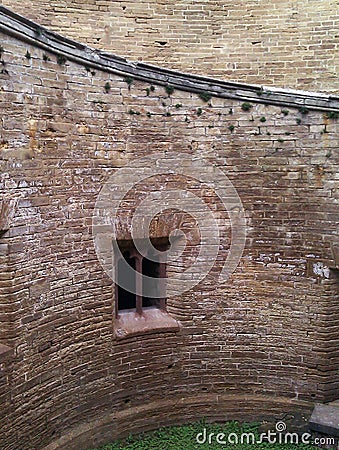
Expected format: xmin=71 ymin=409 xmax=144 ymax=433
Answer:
xmin=0 ymin=4 xmax=338 ymax=450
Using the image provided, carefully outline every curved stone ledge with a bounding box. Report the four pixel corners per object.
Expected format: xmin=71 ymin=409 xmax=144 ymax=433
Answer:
xmin=0 ymin=5 xmax=338 ymax=112
xmin=43 ymin=394 xmax=313 ymax=450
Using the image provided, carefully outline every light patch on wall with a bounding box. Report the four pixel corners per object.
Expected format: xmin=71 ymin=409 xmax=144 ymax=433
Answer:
xmin=312 ymin=262 xmax=330 ymax=279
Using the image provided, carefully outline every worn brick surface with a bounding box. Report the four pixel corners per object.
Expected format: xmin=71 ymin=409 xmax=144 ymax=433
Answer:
xmin=0 ymin=0 xmax=338 ymax=93
xmin=0 ymin=15 xmax=338 ymax=450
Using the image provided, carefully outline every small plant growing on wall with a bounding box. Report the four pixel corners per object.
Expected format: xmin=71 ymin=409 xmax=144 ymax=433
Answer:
xmin=197 ymin=108 xmax=202 ymax=116
xmin=281 ymin=109 xmax=289 ymax=116
xmin=43 ymin=53 xmax=50 ymax=62
xmin=198 ymin=91 xmax=212 ymax=102
xmin=228 ymin=125 xmax=235 ymax=132
xmin=260 ymin=116 xmax=266 ymax=122
xmin=326 ymin=111 xmax=338 ymax=120
xmin=296 ymin=118 xmax=302 ymax=125
xmin=123 ymin=76 xmax=134 ymax=89
xmin=25 ymin=50 xmax=31 ymax=60
xmin=175 ymin=104 xmax=182 ymax=109
xmin=0 ymin=56 xmax=8 ymax=75
xmin=241 ymin=102 xmax=252 ymax=111
xmin=298 ymin=106 xmax=309 ymax=115
xmin=146 ymin=88 xmax=150 ymax=96
xmin=165 ymin=85 xmax=174 ymax=96
xmin=104 ymin=82 xmax=111 ymax=93
xmin=57 ymin=54 xmax=67 ymax=65
xmin=85 ymin=66 xmax=96 ymax=76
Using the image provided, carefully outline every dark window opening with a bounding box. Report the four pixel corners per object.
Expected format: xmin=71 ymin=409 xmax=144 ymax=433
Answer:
xmin=117 ymin=252 xmax=136 ymax=311
xmin=142 ymin=256 xmax=162 ymax=309
xmin=115 ymin=239 xmax=168 ymax=316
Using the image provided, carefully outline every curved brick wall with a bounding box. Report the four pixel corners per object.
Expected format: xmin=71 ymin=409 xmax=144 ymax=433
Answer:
xmin=0 ymin=7 xmax=338 ymax=450
xmin=0 ymin=0 xmax=338 ymax=93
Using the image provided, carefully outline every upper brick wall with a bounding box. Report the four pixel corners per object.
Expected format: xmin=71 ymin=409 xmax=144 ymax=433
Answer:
xmin=0 ymin=0 xmax=338 ymax=93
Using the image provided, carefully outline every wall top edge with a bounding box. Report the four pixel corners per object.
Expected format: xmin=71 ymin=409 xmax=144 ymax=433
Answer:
xmin=0 ymin=5 xmax=338 ymax=112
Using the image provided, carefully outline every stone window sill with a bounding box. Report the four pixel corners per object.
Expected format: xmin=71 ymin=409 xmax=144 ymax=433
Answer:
xmin=114 ymin=308 xmax=180 ymax=339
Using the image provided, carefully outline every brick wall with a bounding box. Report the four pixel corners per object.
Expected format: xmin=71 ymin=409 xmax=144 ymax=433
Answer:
xmin=0 ymin=10 xmax=338 ymax=450
xmin=0 ymin=0 xmax=338 ymax=93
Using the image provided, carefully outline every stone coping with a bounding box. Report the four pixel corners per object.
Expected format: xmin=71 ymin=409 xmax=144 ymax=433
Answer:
xmin=0 ymin=5 xmax=338 ymax=112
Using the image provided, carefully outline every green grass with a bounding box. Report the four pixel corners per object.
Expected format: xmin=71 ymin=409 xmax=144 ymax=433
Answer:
xmin=91 ymin=421 xmax=320 ymax=450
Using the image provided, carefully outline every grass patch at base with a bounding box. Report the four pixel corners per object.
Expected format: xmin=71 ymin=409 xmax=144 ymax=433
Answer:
xmin=92 ymin=420 xmax=319 ymax=449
